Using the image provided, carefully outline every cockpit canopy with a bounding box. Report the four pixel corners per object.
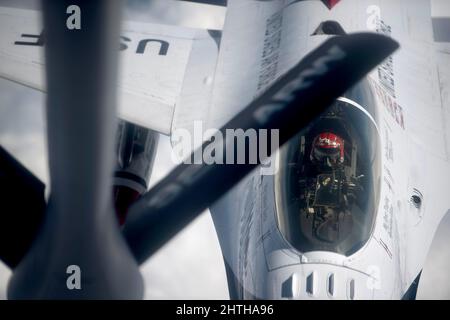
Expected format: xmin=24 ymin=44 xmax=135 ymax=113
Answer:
xmin=275 ymin=81 xmax=381 ymax=256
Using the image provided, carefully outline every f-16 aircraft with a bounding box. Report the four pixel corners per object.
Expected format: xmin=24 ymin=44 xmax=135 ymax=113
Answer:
xmin=208 ymin=0 xmax=450 ymax=300
xmin=203 ymin=0 xmax=450 ymax=299
xmin=0 ymin=0 xmax=446 ymax=300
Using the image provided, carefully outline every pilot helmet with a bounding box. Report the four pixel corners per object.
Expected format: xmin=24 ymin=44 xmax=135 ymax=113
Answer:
xmin=310 ymin=132 xmax=344 ymax=168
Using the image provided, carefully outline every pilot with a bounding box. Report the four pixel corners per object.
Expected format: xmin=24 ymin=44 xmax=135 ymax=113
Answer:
xmin=310 ymin=132 xmax=345 ymax=170
xmin=305 ymin=132 xmax=349 ymax=243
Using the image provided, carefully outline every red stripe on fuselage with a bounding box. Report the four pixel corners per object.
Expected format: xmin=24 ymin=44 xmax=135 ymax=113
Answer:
xmin=322 ymin=0 xmax=341 ymax=10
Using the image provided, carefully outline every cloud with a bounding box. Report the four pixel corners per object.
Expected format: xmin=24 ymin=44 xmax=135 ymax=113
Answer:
xmin=0 ymin=0 xmax=228 ymax=300
xmin=124 ymin=0 xmax=225 ymax=29
xmin=417 ymin=211 xmax=450 ymax=299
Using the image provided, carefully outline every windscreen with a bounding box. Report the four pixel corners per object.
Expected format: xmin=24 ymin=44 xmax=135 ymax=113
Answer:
xmin=275 ymin=81 xmax=381 ymax=256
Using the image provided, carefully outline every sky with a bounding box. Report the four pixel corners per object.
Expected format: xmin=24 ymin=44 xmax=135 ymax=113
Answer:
xmin=0 ymin=0 xmax=449 ymax=300
xmin=0 ymin=0 xmax=229 ymax=300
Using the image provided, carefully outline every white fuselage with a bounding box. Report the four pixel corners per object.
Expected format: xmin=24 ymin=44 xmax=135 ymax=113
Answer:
xmin=209 ymin=0 xmax=450 ymax=300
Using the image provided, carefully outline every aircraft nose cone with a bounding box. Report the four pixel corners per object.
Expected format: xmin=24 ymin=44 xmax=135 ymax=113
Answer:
xmin=266 ymin=263 xmax=376 ymax=300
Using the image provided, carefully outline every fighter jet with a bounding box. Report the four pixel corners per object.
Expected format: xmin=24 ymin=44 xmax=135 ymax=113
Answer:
xmin=198 ymin=0 xmax=450 ymax=299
